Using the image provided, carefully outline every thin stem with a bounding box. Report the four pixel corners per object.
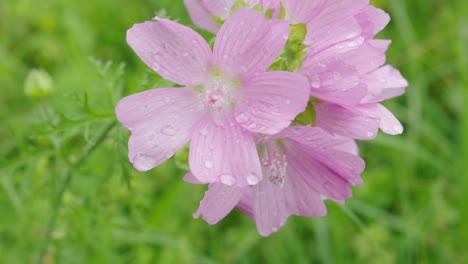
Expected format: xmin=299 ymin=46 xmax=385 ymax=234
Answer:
xmin=36 ymin=121 xmax=117 ymax=264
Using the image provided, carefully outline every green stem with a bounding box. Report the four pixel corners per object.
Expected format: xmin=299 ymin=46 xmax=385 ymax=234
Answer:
xmin=36 ymin=120 xmax=117 ymax=264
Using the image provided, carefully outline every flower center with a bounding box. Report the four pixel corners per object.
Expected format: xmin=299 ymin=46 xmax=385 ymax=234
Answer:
xmin=199 ymin=80 xmax=236 ymax=113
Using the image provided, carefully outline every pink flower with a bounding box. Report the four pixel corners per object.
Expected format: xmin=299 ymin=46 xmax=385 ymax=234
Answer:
xmin=186 ymin=126 xmax=364 ymax=236
xmin=299 ymin=6 xmax=408 ymax=139
xmin=184 ymin=0 xmax=281 ymax=33
xmin=116 ymin=9 xmax=309 ymax=187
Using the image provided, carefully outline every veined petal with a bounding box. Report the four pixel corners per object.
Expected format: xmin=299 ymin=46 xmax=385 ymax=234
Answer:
xmin=213 ymin=8 xmax=290 ymax=76
xmin=253 ymin=177 xmax=289 ymax=236
xmin=189 ymin=115 xmax=262 ymax=187
xmin=355 ymin=6 xmax=390 ymax=39
xmin=184 ymin=0 xmax=220 ymax=33
xmin=127 ymin=17 xmax=211 ymax=86
xmin=363 ymin=65 xmax=408 ymax=102
xmin=300 ymin=59 xmax=367 ymax=105
xmin=194 ymin=183 xmax=244 ymax=224
xmin=358 ymin=103 xmax=404 ymax=135
xmin=339 ymin=40 xmax=390 ymax=74
xmin=115 ymin=88 xmax=205 ymax=171
xmin=235 ymin=71 xmax=309 ymax=134
xmin=285 ymin=141 xmax=353 ymax=202
xmin=281 ymin=0 xmax=327 ymax=23
xmin=203 ymin=0 xmax=235 ymax=17
xmin=315 ymin=102 xmax=380 ymax=140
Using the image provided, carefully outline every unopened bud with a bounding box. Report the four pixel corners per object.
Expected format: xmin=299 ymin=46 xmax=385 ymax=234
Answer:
xmin=24 ymin=69 xmax=54 ymax=98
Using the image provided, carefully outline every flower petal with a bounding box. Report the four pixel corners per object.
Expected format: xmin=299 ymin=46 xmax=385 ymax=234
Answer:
xmin=184 ymin=0 xmax=220 ymax=33
xmin=281 ymin=0 xmax=327 ymax=23
xmin=127 ymin=17 xmax=211 ymax=86
xmin=355 ymin=6 xmax=390 ymax=39
xmin=376 ymin=104 xmax=404 ymax=135
xmin=315 ymin=102 xmax=380 ymax=140
xmin=234 ymin=71 xmax=309 ymax=134
xmin=203 ymin=0 xmax=235 ymax=17
xmin=285 ymin=141 xmax=353 ymax=202
xmin=363 ymin=65 xmax=408 ymax=102
xmin=253 ymin=176 xmax=289 ymax=236
xmin=213 ymin=8 xmax=289 ymax=75
xmin=339 ymin=40 xmax=390 ymax=74
xmin=300 ymin=59 xmax=367 ymax=105
xmin=194 ymin=183 xmax=244 ymax=224
xmin=189 ymin=115 xmax=262 ymax=187
xmin=115 ymin=88 xmax=205 ymax=171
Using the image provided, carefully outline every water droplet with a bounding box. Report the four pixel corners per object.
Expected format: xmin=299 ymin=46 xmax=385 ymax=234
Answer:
xmin=282 ymin=33 xmax=289 ymax=40
xmin=247 ymin=123 xmax=257 ymax=130
xmin=247 ymin=173 xmax=260 ymax=185
xmin=161 ymin=125 xmax=176 ymax=136
xmin=132 ymin=153 xmax=154 ymax=171
xmin=223 ymin=54 xmax=228 ymax=59
xmin=235 ymin=113 xmax=249 ymax=123
xmin=367 ymin=131 xmax=375 ymax=138
xmin=272 ymin=227 xmax=278 ymax=232
xmin=204 ymin=160 xmax=213 ymax=169
xmin=199 ymin=127 xmax=208 ymax=137
xmin=219 ymin=174 xmax=236 ymax=186
xmin=310 ymin=76 xmax=321 ymax=88
xmin=333 ymin=72 xmax=342 ymax=81
xmin=182 ymin=51 xmax=189 ymax=57
xmin=163 ymin=96 xmax=171 ymax=104
xmin=285 ymin=100 xmax=291 ymax=105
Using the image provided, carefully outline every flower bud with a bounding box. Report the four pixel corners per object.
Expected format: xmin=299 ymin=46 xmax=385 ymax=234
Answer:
xmin=24 ymin=69 xmax=54 ymax=98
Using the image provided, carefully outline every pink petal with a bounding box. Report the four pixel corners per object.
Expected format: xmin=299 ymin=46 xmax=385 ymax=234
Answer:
xmin=355 ymin=6 xmax=390 ymax=39
xmin=285 ymin=142 xmax=353 ymax=202
xmin=183 ymin=171 xmax=203 ymax=184
xmin=189 ymin=116 xmax=262 ymax=187
xmin=376 ymin=104 xmax=404 ymax=135
xmin=203 ymin=0 xmax=235 ymax=17
xmin=235 ymin=71 xmax=309 ymax=134
xmin=339 ymin=40 xmax=390 ymax=74
xmin=194 ymin=183 xmax=244 ymax=224
xmin=253 ymin=177 xmax=289 ymax=236
xmin=315 ymin=102 xmax=380 ymax=140
xmin=281 ymin=0 xmax=327 ymax=23
xmin=306 ymin=15 xmax=364 ymax=56
xmin=300 ymin=59 xmax=367 ymax=105
xmin=283 ymin=164 xmax=328 ymax=217
xmin=363 ymin=65 xmax=408 ymax=102
xmin=127 ymin=17 xmax=211 ymax=86
xmin=115 ymin=88 xmax=205 ymax=171
xmin=184 ymin=0 xmax=220 ymax=33
xmin=309 ymin=0 xmax=369 ymax=27
xmin=237 ymin=189 xmax=255 ymax=219
xmin=213 ymin=8 xmax=289 ymax=76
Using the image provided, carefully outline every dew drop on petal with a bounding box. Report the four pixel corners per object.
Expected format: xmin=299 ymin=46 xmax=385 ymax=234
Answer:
xmin=219 ymin=174 xmax=236 ymax=186
xmin=285 ymin=99 xmax=291 ymax=105
xmin=333 ymin=72 xmax=342 ymax=81
xmin=235 ymin=113 xmax=249 ymax=124
xmin=132 ymin=153 xmax=154 ymax=171
xmin=199 ymin=127 xmax=208 ymax=137
xmin=367 ymin=131 xmax=375 ymax=138
xmin=247 ymin=173 xmax=260 ymax=185
xmin=310 ymin=76 xmax=321 ymax=88
xmin=204 ymin=160 xmax=213 ymax=169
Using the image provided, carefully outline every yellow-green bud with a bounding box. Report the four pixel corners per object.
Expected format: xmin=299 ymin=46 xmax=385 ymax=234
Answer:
xmin=24 ymin=69 xmax=54 ymax=98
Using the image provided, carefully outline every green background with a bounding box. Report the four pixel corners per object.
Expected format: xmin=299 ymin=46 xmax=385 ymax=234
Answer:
xmin=0 ymin=0 xmax=465 ymax=263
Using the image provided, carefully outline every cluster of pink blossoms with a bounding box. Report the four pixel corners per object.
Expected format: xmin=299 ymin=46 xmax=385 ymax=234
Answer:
xmin=116 ymin=0 xmax=407 ymax=236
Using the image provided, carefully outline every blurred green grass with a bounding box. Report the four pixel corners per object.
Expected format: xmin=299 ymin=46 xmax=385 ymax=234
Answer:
xmin=0 ymin=0 xmax=465 ymax=263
